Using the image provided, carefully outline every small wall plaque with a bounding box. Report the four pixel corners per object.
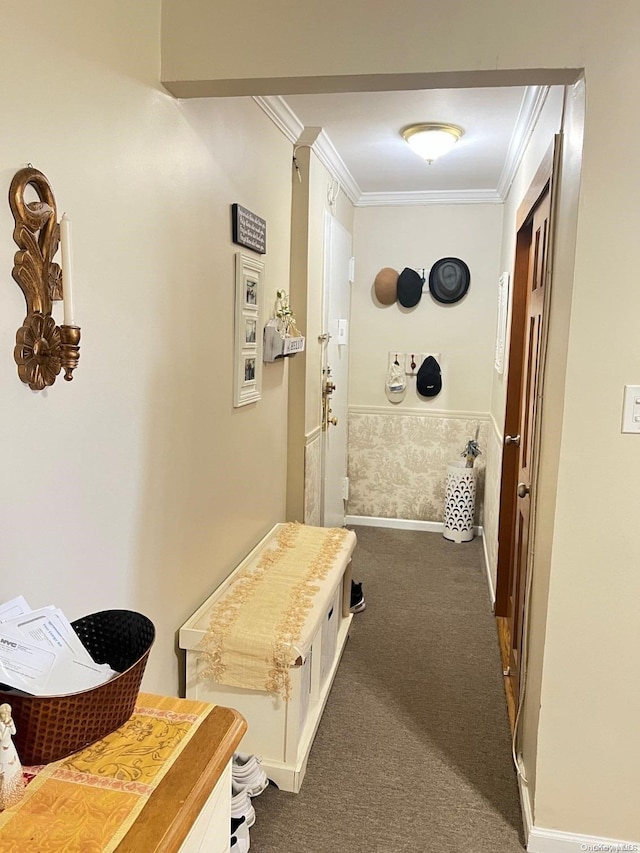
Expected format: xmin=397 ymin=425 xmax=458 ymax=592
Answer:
xmin=232 ymin=204 xmax=266 ymax=254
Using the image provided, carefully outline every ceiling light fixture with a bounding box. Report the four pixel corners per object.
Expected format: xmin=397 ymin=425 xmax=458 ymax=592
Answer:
xmin=401 ymin=123 xmax=464 ymax=164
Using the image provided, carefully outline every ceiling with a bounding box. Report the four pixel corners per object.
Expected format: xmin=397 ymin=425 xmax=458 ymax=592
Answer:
xmin=255 ymin=85 xmax=553 ymax=206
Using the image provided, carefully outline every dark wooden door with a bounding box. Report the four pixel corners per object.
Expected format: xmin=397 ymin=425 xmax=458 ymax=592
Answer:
xmin=508 ymin=187 xmax=551 ymax=703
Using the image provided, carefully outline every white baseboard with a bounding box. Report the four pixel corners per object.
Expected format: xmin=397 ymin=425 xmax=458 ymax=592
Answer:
xmin=481 ymin=524 xmax=496 ymax=609
xmin=519 ymin=772 xmax=534 ymax=847
xmin=515 ymin=724 xmax=639 ymax=853
xmin=345 ymin=515 xmax=482 ymax=537
xmin=527 ymin=825 xmax=640 ymax=852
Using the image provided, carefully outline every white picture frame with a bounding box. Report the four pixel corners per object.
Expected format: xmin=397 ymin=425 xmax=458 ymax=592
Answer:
xmin=234 ymin=252 xmax=264 ymax=407
xmin=494 ymin=271 xmax=510 ymax=375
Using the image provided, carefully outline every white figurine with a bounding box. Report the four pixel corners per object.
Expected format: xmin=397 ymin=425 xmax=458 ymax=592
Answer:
xmin=0 ymin=703 xmax=25 ymax=809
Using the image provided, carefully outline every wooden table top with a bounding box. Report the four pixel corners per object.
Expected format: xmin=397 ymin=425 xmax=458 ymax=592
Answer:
xmin=0 ymin=695 xmax=247 ymax=853
xmin=116 ymin=703 xmax=246 ymax=852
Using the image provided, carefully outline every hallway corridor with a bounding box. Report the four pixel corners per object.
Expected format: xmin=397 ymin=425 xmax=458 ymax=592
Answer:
xmin=250 ymin=526 xmax=524 ymax=852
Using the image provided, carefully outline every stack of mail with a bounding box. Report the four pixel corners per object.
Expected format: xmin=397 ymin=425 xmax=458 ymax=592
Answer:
xmin=0 ymin=596 xmax=117 ymax=696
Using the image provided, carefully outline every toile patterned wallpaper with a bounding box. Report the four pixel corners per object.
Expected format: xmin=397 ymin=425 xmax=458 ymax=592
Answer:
xmin=304 ymin=433 xmax=322 ymax=527
xmin=347 ymin=411 xmax=489 ymax=525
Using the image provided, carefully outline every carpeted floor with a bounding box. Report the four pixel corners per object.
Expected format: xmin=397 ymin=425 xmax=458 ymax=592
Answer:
xmin=250 ymin=526 xmax=525 ymax=853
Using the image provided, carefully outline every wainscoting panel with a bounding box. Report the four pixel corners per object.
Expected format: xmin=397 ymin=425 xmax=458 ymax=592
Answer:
xmin=304 ymin=429 xmax=322 ymax=526
xmin=347 ymin=408 xmax=489 ymax=525
xmin=482 ymin=415 xmax=504 ymax=597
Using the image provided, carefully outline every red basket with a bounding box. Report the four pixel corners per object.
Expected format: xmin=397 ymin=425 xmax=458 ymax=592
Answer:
xmin=0 ymin=609 xmax=155 ymax=765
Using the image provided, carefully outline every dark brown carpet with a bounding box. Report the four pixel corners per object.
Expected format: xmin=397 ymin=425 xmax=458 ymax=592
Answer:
xmin=250 ymin=526 xmax=525 ymax=852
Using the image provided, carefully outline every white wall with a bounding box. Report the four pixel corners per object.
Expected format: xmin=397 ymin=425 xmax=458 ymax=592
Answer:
xmin=0 ymin=0 xmax=292 ymax=696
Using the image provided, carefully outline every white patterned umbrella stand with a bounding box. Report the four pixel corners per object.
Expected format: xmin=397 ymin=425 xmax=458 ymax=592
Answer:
xmin=443 ymin=461 xmax=477 ymax=543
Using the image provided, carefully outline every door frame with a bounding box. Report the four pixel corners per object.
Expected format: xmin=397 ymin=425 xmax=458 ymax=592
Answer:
xmin=320 ymin=212 xmax=352 ymax=527
xmin=494 ymin=142 xmax=556 ymax=618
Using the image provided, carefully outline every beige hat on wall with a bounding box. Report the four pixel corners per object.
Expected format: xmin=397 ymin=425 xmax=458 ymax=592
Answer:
xmin=374 ymin=267 xmax=399 ymax=305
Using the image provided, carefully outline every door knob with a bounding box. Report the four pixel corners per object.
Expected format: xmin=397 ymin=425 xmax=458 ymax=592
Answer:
xmin=517 ymin=483 xmax=530 ymax=498
xmin=328 ymin=416 xmax=338 ymax=427
xmin=505 ymin=434 xmax=521 ymax=446
xmin=325 ymin=380 xmax=336 ymax=395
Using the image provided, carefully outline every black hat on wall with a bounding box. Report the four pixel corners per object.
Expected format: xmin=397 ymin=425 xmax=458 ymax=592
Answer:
xmin=397 ymin=267 xmax=424 ymax=308
xmin=428 ymin=257 xmax=470 ymax=304
xmin=416 ymin=355 xmax=442 ymax=397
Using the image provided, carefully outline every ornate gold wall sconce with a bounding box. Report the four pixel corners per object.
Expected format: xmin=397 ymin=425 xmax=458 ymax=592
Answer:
xmin=9 ymin=166 xmax=80 ymax=390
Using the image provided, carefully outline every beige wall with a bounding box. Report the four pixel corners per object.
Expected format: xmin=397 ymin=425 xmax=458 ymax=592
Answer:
xmin=161 ymin=0 xmax=640 ymax=843
xmin=0 ymin=0 xmax=291 ymax=696
xmin=348 ymin=204 xmax=502 ymax=523
xmin=352 ymin=204 xmax=502 ymax=411
xmin=161 ymin=0 xmax=578 ymax=95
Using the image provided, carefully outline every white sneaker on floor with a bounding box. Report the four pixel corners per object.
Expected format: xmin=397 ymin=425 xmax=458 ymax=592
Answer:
xmin=231 ymin=835 xmax=250 ymax=853
xmin=232 ymin=753 xmax=269 ymax=797
xmin=231 ymin=815 xmax=251 ymax=852
xmin=231 ymin=781 xmax=256 ymax=827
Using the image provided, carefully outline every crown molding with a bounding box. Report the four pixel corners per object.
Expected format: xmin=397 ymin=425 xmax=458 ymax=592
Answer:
xmin=497 ymin=85 xmax=550 ymax=200
xmin=308 ymin=128 xmax=361 ymax=205
xmin=356 ymin=188 xmax=503 ymax=207
xmin=256 ymin=86 xmax=551 ymax=208
xmin=254 ymin=95 xmax=361 ymax=204
xmin=253 ymin=95 xmax=303 ymax=143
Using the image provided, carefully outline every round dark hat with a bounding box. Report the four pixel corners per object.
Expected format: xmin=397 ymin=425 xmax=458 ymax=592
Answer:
xmin=397 ymin=267 xmax=424 ymax=308
xmin=374 ymin=267 xmax=399 ymax=305
xmin=428 ymin=257 xmax=470 ymax=304
xmin=416 ymin=355 xmax=442 ymax=398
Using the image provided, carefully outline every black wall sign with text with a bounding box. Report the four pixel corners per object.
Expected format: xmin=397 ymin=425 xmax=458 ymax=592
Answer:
xmin=232 ymin=204 xmax=267 ymax=254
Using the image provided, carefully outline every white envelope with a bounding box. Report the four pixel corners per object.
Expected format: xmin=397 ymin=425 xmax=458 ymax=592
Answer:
xmin=0 ymin=632 xmax=57 ymax=694
xmin=0 ymin=596 xmax=33 ymax=621
xmin=0 ymin=606 xmax=118 ymax=695
xmin=3 ymin=608 xmax=95 ymax=664
xmin=41 ymin=656 xmax=117 ymax=696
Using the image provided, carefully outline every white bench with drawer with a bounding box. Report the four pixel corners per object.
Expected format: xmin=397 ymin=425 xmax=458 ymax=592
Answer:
xmin=179 ymin=523 xmax=356 ymax=793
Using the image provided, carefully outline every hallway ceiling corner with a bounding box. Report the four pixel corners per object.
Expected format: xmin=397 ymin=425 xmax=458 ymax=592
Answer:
xmin=255 ymin=86 xmax=552 ymax=207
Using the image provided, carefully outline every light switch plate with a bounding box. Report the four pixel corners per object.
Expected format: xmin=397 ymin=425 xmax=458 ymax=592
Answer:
xmin=621 ymin=385 xmax=640 ymax=433
xmin=336 ymin=319 xmax=348 ymax=346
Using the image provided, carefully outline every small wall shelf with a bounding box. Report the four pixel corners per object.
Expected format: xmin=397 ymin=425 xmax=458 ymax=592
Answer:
xmin=263 ymin=321 xmax=305 ymax=362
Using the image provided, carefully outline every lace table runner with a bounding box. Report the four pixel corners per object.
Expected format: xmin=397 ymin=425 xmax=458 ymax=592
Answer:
xmin=200 ymin=522 xmax=354 ymax=699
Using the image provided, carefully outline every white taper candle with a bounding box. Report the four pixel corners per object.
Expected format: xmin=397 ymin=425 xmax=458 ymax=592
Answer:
xmin=60 ymin=213 xmax=75 ymax=326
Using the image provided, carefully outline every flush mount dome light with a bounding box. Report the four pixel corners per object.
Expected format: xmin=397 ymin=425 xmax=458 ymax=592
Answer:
xmin=401 ymin=123 xmax=464 ymax=164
